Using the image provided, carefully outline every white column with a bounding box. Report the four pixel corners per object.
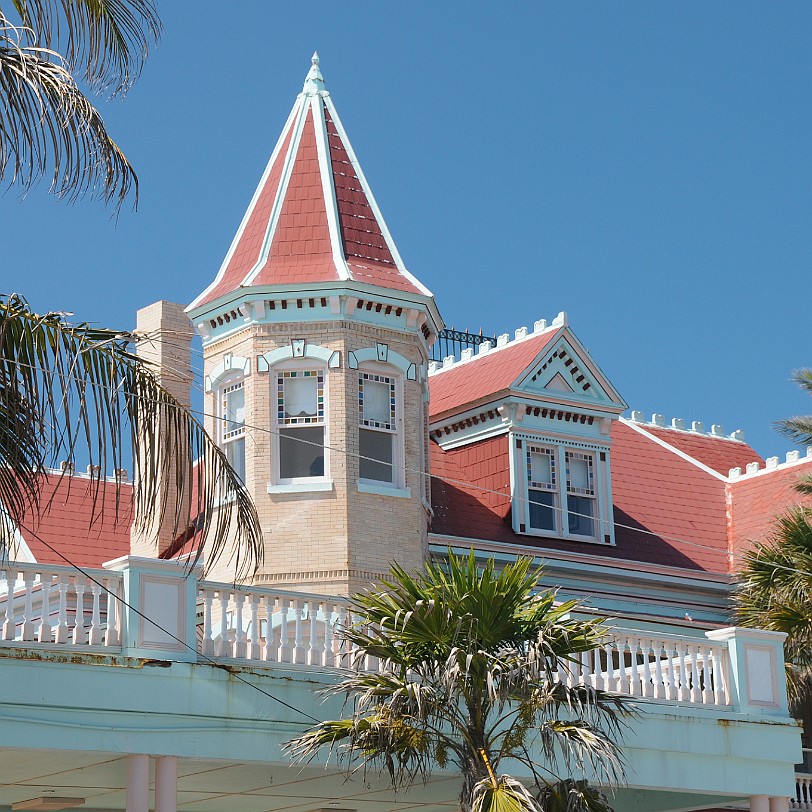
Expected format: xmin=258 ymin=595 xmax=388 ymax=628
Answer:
xmin=155 ymin=755 xmax=178 ymax=812
xmin=126 ymin=754 xmax=150 ymax=812
xmin=770 ymin=797 xmax=790 ymax=812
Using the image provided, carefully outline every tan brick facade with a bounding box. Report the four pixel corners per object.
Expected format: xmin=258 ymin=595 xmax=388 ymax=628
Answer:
xmin=202 ymin=318 xmax=430 ymax=594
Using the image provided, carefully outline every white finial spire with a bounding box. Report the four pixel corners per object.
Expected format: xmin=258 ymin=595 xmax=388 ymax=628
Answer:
xmin=303 ymin=51 xmax=326 ymax=95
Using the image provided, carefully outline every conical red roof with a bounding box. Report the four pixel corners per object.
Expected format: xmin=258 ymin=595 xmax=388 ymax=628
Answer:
xmin=191 ymin=54 xmax=432 ymax=310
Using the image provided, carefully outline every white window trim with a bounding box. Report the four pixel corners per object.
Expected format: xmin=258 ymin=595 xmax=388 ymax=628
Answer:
xmin=511 ymin=434 xmax=614 ymax=545
xmin=271 ymin=359 xmax=331 ymax=488
xmin=217 ymin=374 xmax=247 ymax=483
xmin=357 ymin=362 xmax=406 ymax=492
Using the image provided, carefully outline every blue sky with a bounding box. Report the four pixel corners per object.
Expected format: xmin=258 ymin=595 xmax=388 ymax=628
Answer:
xmin=2 ymin=2 xmax=810 ymax=458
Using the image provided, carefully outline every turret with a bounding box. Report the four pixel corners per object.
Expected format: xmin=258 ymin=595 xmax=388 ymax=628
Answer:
xmin=187 ymin=54 xmax=443 ymax=593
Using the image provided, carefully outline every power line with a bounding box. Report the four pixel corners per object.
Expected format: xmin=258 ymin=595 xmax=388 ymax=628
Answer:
xmin=9 ymin=519 xmax=322 ymax=726
xmin=7 ymin=357 xmax=812 ymax=580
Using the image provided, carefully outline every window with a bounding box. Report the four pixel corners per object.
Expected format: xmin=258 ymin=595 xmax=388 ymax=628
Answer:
xmin=358 ymin=371 xmax=397 ymax=484
xmin=565 ymin=450 xmax=595 ymax=538
xmin=519 ymin=441 xmax=602 ymax=542
xmin=276 ymin=369 xmax=325 ymax=481
xmin=220 ymin=380 xmax=246 ymax=482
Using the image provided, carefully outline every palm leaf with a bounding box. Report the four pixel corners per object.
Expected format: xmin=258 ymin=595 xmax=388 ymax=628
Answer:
xmin=10 ymin=0 xmax=160 ymax=94
xmin=0 ymin=14 xmax=138 ymax=206
xmin=0 ymin=294 xmax=262 ymax=576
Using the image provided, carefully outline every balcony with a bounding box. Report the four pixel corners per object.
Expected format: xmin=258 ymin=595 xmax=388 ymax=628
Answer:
xmin=0 ymin=557 xmax=802 ymax=812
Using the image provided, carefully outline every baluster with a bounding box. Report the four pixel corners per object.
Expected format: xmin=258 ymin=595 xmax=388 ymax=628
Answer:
xmin=618 ymin=637 xmax=630 ymax=694
xmin=21 ymin=569 xmax=36 ymax=640
xmin=278 ymin=598 xmax=291 ymax=663
xmin=73 ymin=579 xmax=87 ymax=644
xmin=88 ymin=583 xmax=103 ymax=645
xmin=247 ymin=593 xmax=261 ymax=660
xmin=307 ymin=601 xmax=321 ymax=666
xmin=324 ymin=602 xmax=335 ymax=667
xmin=3 ymin=568 xmax=17 ymax=640
xmin=336 ymin=604 xmax=349 ymax=668
xmin=698 ymin=645 xmax=711 ymax=704
xmin=577 ymin=649 xmax=587 ymax=687
xmin=640 ymin=638 xmax=653 ymax=698
xmin=217 ymin=589 xmax=230 ymax=657
xmin=200 ymin=590 xmax=214 ymax=656
xmin=262 ymin=596 xmax=276 ymax=662
xmin=292 ymin=600 xmax=305 ymax=664
xmin=54 ymin=575 xmax=69 ymax=644
xmin=676 ymin=640 xmax=688 ymax=701
xmin=662 ymin=640 xmax=675 ymax=701
xmin=233 ymin=591 xmax=247 ymax=659
xmin=651 ymin=639 xmax=664 ymax=699
xmin=687 ymin=644 xmax=699 ymax=702
xmin=602 ymin=642 xmax=614 ymax=691
xmin=105 ymin=577 xmax=120 ymax=647
xmin=38 ymin=572 xmax=53 ymax=643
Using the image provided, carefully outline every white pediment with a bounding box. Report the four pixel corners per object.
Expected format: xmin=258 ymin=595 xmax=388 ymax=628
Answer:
xmin=512 ymin=331 xmax=626 ymax=410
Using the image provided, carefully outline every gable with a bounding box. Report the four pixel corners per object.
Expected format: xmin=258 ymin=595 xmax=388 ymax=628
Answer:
xmin=514 ymin=330 xmax=626 ymax=410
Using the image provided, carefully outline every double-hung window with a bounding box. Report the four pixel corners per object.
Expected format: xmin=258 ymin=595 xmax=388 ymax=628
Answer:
xmin=358 ymin=371 xmax=397 ymax=484
xmin=220 ymin=380 xmax=246 ymax=482
xmin=276 ymin=369 xmax=325 ymax=481
xmin=520 ymin=441 xmax=600 ymax=542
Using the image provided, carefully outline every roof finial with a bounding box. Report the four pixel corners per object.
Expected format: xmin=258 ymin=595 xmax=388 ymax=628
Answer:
xmin=303 ymin=50 xmax=326 ymax=95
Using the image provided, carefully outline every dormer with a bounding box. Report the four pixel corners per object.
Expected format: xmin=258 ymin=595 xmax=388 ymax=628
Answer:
xmin=428 ymin=312 xmax=627 ymax=546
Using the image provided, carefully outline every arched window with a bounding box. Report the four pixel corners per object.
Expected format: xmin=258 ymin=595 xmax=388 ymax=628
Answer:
xmin=275 ymin=364 xmax=326 ymax=483
xmin=206 ymin=354 xmax=252 ymax=485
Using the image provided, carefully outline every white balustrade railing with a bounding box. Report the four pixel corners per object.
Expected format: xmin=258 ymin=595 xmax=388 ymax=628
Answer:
xmin=197 ymin=582 xmax=355 ymax=668
xmin=0 ymin=562 xmax=123 ymax=650
xmin=195 ymin=583 xmax=731 ymax=707
xmin=558 ymin=630 xmax=730 ymax=707
xmin=793 ymin=774 xmax=812 ymax=810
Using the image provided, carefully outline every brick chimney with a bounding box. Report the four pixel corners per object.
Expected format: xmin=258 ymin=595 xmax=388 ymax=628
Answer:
xmin=129 ymin=301 xmax=195 ymax=559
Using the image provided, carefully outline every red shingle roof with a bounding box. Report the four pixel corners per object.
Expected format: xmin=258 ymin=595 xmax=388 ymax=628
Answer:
xmin=429 ymin=329 xmax=561 ymax=418
xmin=639 ymin=424 xmax=763 ymax=476
xmin=190 ymin=57 xmax=429 ymax=311
xmin=727 ymin=459 xmax=812 ymax=557
xmin=16 ymin=474 xmax=132 ymax=568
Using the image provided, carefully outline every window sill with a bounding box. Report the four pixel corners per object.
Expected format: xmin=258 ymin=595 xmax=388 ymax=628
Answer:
xmin=267 ymin=481 xmax=334 ymax=494
xmin=358 ymin=482 xmax=411 ymax=499
xmin=517 ymin=526 xmax=613 ymax=546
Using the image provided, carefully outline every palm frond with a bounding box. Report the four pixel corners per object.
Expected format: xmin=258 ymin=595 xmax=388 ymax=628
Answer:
xmin=537 ymin=779 xmax=614 ymax=812
xmin=0 ymin=294 xmax=262 ymax=576
xmin=471 ymin=773 xmax=541 ymax=812
xmin=0 ymin=14 xmax=137 ymax=206
xmin=10 ymin=0 xmax=160 ymax=94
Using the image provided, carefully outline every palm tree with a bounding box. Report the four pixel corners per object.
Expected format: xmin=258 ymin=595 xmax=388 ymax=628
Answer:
xmin=286 ymin=552 xmax=633 ymax=812
xmin=1 ymin=0 xmax=160 ymax=209
xmin=735 ymin=368 xmax=812 ymax=705
xmin=0 ymin=294 xmax=263 ymax=575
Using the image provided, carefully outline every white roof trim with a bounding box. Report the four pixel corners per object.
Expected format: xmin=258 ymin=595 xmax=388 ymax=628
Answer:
xmin=620 ymin=417 xmax=727 ymax=481
xmin=311 ymin=95 xmax=351 ymax=282
xmin=323 ymin=96 xmax=434 ymax=298
xmin=241 ymin=96 xmax=309 ymax=288
xmin=188 ymin=99 xmax=301 ymax=311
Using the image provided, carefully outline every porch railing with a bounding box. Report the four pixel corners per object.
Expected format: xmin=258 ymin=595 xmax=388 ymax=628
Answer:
xmin=793 ymin=774 xmax=812 ymax=810
xmin=0 ymin=559 xmax=789 ymax=717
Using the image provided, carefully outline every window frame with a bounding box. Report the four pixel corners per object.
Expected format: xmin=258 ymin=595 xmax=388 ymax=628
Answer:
xmin=272 ymin=360 xmax=329 ymax=487
xmin=514 ymin=437 xmax=609 ymax=544
xmin=357 ymin=364 xmax=405 ymax=490
xmin=218 ymin=376 xmax=246 ymax=484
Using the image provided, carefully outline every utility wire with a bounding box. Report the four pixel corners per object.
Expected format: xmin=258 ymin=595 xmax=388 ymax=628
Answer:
xmin=8 ymin=358 xmax=812 ymax=580
xmin=8 ymin=518 xmax=322 ymax=726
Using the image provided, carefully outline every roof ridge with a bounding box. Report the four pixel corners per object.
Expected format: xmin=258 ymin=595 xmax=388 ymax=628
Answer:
xmin=728 ymin=447 xmax=812 ymax=481
xmin=628 ymin=410 xmax=746 ymax=444
xmin=427 ymin=312 xmax=565 ymax=377
xmin=619 ymin=417 xmax=728 ymax=481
